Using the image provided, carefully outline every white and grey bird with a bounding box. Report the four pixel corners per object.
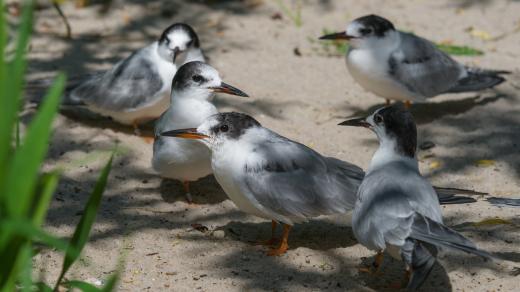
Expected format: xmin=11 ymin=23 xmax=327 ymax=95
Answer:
xmin=320 ymin=14 xmax=509 ymax=107
xmin=339 ymin=104 xmax=494 ymax=290
xmin=152 ymin=62 xmax=249 ymax=203
xmin=159 ymin=112 xmax=482 ymax=255
xmin=161 ymin=112 xmax=365 ymax=255
xmin=65 ymin=23 xmax=205 ymax=131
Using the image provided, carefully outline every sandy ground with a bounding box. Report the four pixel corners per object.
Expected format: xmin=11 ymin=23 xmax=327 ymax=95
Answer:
xmin=23 ymin=0 xmax=520 ymax=291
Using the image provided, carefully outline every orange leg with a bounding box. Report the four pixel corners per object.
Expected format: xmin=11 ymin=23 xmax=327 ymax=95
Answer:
xmin=388 ymin=267 xmax=411 ymax=289
xmin=385 ymin=99 xmax=391 ymax=106
xmin=183 ymin=180 xmax=193 ymax=203
xmin=132 ymin=120 xmax=154 ymax=144
xmin=267 ymin=224 xmax=291 ymax=256
xmin=404 ymin=100 xmax=411 ymax=109
xmin=256 ymin=220 xmax=279 ymax=246
xmin=358 ymin=250 xmax=384 ymax=274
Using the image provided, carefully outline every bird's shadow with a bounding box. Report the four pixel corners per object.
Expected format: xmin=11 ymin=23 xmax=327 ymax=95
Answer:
xmin=219 ymin=220 xmax=358 ymax=251
xmin=58 ymin=107 xmax=156 ymax=137
xmin=357 ymin=255 xmax=452 ymax=291
xmin=344 ymin=93 xmax=505 ymax=125
xmin=159 ymin=175 xmax=228 ymax=205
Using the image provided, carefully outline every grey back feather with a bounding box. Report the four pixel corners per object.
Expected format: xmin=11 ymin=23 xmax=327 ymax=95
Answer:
xmin=353 ymin=161 xmax=442 ymax=251
xmin=388 ymin=32 xmax=464 ymax=98
xmin=68 ymin=45 xmax=164 ymax=111
xmin=240 ymin=132 xmax=364 ymax=224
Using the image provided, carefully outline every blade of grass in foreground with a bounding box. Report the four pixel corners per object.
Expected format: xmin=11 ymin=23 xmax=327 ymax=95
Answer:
xmin=0 ymin=0 xmax=33 ymax=183
xmin=55 ymin=154 xmax=114 ymax=289
xmin=1 ymin=74 xmax=65 ymax=217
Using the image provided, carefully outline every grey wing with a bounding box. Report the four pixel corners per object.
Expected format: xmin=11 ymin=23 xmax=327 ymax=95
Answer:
xmin=240 ymin=134 xmax=364 ymax=223
xmin=354 ymin=165 xmax=442 ymax=250
xmin=68 ymin=48 xmax=164 ymax=111
xmin=388 ymin=32 xmax=465 ymax=98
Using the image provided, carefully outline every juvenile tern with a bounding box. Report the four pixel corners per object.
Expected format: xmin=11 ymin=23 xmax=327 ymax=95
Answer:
xmin=320 ymin=14 xmax=509 ymax=107
xmin=65 ymin=23 xmax=205 ymax=132
xmin=152 ymin=62 xmax=248 ymax=203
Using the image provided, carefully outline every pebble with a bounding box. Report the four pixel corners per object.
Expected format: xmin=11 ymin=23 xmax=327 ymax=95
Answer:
xmin=212 ymin=230 xmax=225 ymax=238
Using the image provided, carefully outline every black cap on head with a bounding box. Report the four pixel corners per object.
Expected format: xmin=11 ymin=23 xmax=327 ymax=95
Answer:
xmin=159 ymin=23 xmax=200 ymax=48
xmin=171 ymin=61 xmax=208 ymax=91
xmin=354 ymin=14 xmax=395 ymax=37
xmin=377 ymin=103 xmax=416 ymax=157
xmin=210 ymin=112 xmax=261 ymax=140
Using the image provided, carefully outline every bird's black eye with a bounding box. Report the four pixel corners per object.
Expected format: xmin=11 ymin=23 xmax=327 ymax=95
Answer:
xmin=220 ymin=124 xmax=229 ymax=132
xmin=373 ymin=114 xmax=383 ymax=124
xmin=192 ymin=75 xmax=203 ymax=83
xmin=186 ymin=40 xmax=193 ymax=47
xmin=360 ymin=28 xmax=373 ymax=35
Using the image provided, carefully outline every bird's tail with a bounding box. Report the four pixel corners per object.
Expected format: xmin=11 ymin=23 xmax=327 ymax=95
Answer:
xmin=447 ymin=67 xmax=511 ymax=93
xmin=410 ymin=213 xmax=494 ymax=260
xmin=27 ymin=72 xmax=100 ymax=105
xmin=433 ymin=186 xmax=488 ymax=205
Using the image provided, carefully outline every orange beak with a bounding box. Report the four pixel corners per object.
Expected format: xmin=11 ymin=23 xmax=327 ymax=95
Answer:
xmin=160 ymin=128 xmax=209 ymax=139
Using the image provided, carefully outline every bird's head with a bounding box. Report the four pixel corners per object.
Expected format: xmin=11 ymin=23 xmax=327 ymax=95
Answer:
xmin=171 ymin=61 xmax=249 ymax=100
xmin=160 ymin=112 xmax=261 ymax=150
xmin=158 ymin=23 xmax=200 ymax=63
xmin=319 ymin=14 xmax=396 ymax=49
xmin=339 ymin=103 xmax=417 ymax=158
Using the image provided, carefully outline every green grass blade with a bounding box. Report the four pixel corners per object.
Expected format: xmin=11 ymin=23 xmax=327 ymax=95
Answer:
xmin=0 ymin=0 xmax=34 ymax=177
xmin=436 ymin=43 xmax=484 ymax=56
xmin=2 ymin=74 xmax=65 ymax=217
xmin=34 ymin=282 xmax=53 ymax=292
xmin=19 ymin=244 xmax=33 ymax=292
xmin=100 ymin=272 xmax=119 ymax=292
xmin=55 ymin=154 xmax=114 ymax=288
xmin=0 ymin=219 xmax=71 ymax=252
xmin=32 ymin=172 xmax=60 ymax=226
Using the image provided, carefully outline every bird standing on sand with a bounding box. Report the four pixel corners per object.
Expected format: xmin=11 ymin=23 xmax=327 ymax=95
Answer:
xmin=320 ymin=14 xmax=509 ymax=107
xmin=152 ymin=62 xmax=249 ymax=203
xmin=65 ymin=23 xmax=205 ymax=133
xmin=339 ymin=104 xmax=493 ymax=290
xmin=160 ymin=112 xmax=483 ymax=255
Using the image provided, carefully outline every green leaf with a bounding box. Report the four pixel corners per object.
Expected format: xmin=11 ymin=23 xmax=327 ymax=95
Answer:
xmin=436 ymin=43 xmax=484 ymax=56
xmin=1 ymin=74 xmax=65 ymax=217
xmin=0 ymin=0 xmax=34 ymax=178
xmin=0 ymin=219 xmax=71 ymax=252
xmin=34 ymin=282 xmax=54 ymax=292
xmin=100 ymin=270 xmax=120 ymax=292
xmin=19 ymin=244 xmax=33 ymax=292
xmin=32 ymin=172 xmax=60 ymax=226
xmin=55 ymin=154 xmax=114 ymax=288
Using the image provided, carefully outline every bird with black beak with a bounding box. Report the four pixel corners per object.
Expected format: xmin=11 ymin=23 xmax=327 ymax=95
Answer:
xmin=152 ymin=62 xmax=248 ymax=203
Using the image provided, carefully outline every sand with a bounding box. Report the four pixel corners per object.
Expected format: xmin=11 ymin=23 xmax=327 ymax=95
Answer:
xmin=26 ymin=0 xmax=520 ymax=291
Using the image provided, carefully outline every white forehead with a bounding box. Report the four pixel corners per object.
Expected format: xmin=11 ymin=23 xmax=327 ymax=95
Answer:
xmin=203 ymin=65 xmax=220 ymax=80
xmin=198 ymin=115 xmax=220 ymax=133
xmin=167 ymin=30 xmax=191 ymax=43
xmin=346 ymin=21 xmax=364 ymax=36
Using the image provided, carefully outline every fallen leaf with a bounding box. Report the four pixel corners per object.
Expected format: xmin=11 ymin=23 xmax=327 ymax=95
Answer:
xmin=467 ymin=27 xmax=492 ymax=41
xmin=429 ymin=160 xmax=442 ymax=170
xmin=473 ymin=218 xmax=512 ymax=227
xmin=476 ymin=159 xmax=495 ymax=167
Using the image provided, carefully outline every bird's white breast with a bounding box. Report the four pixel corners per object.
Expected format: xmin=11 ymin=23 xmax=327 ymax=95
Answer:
xmin=211 ymin=135 xmax=273 ymax=220
xmin=346 ymin=47 xmax=416 ymax=101
xmin=152 ymin=98 xmax=217 ymax=182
